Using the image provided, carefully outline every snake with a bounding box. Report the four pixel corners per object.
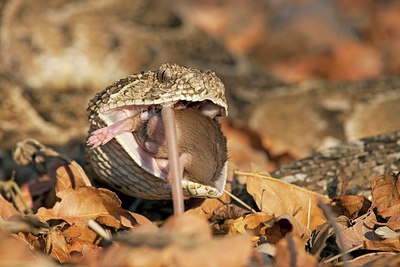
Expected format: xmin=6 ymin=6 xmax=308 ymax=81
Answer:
xmin=86 ymin=63 xmax=228 ymax=199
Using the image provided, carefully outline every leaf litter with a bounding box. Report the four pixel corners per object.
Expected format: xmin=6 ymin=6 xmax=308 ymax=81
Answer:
xmin=0 ymin=139 xmax=399 ymax=266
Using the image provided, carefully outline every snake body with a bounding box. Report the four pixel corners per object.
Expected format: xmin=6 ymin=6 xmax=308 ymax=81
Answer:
xmin=87 ymin=63 xmax=228 ymax=199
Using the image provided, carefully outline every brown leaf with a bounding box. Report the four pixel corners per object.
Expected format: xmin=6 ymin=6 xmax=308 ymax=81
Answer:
xmin=265 ymin=214 xmax=311 ymax=245
xmin=45 ymin=228 xmax=71 ymax=263
xmin=228 ymin=212 xmax=274 ymax=237
xmin=94 ymin=213 xmax=252 ymax=266
xmin=340 ymin=211 xmax=381 ymax=250
xmin=246 ymin=174 xmax=330 ymax=230
xmin=162 ymin=213 xmax=211 ymax=239
xmin=371 ymin=174 xmax=400 ymax=219
xmin=19 ymin=174 xmax=54 ymax=212
xmin=211 ymin=203 xmax=250 ymax=221
xmin=387 ymin=212 xmax=400 ymax=231
xmin=185 ymin=193 xmax=229 ymax=219
xmin=55 ymin=162 xmax=92 ymax=193
xmin=275 ymin=233 xmax=318 ymax=267
xmin=0 ymin=194 xmax=19 ymax=220
xmin=364 ymin=237 xmax=400 ymax=252
xmin=36 ymin=187 xmax=138 ymax=243
xmin=100 ymin=232 xmax=252 ymax=267
xmin=346 ymin=252 xmax=398 ymax=267
xmin=333 ymin=195 xmax=371 ymax=219
xmin=0 ymin=233 xmax=57 ymax=267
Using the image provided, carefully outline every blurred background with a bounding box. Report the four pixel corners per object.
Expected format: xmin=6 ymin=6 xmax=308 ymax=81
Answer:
xmin=1 ymin=0 xmax=400 ymax=177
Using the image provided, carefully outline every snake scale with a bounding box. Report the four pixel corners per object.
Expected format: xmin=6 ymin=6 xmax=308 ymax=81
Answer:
xmin=87 ymin=63 xmax=228 ymax=199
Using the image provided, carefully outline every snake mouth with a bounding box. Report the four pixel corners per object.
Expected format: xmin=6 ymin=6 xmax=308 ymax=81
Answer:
xmin=96 ymin=101 xmax=228 ymax=195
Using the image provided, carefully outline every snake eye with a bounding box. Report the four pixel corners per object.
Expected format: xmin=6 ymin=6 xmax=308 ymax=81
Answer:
xmin=157 ymin=67 xmax=172 ymax=82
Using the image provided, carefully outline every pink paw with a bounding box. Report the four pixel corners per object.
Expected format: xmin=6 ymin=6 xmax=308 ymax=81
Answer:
xmin=87 ymin=127 xmax=115 ymax=148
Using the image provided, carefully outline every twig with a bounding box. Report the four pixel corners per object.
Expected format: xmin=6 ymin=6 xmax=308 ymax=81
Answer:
xmin=223 ymin=190 xmax=257 ymax=213
xmin=307 ymin=197 xmax=311 ymax=229
xmin=88 ymin=219 xmax=112 ymax=241
xmin=0 ymin=179 xmax=32 ymax=214
xmin=318 ymin=201 xmax=350 ymax=266
xmin=323 ymin=244 xmax=363 ymax=264
xmin=233 ymin=170 xmax=272 ymax=179
xmin=162 ymin=105 xmax=184 ymax=215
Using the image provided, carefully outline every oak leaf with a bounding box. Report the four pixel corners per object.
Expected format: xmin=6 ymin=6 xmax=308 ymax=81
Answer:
xmin=246 ymin=174 xmax=330 ymax=230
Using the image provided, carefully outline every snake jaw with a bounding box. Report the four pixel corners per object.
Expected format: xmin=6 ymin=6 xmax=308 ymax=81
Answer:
xmin=87 ymin=64 xmax=228 ymax=199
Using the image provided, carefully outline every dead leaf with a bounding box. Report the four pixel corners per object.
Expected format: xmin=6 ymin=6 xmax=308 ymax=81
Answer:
xmin=0 ymin=194 xmax=19 ymax=220
xmin=275 ymin=233 xmax=318 ymax=267
xmin=211 ymin=203 xmax=250 ymax=221
xmin=346 ymin=252 xmax=398 ymax=267
xmin=364 ymin=237 xmax=400 ymax=252
xmin=228 ymin=212 xmax=273 ymax=237
xmin=0 ymin=233 xmax=57 ymax=267
xmin=333 ymin=195 xmax=371 ymax=219
xmin=100 ymin=232 xmax=252 ymax=267
xmin=162 ymin=213 xmax=211 ymax=239
xmin=340 ymin=211 xmax=381 ymax=251
xmin=371 ymin=174 xmax=400 ymax=219
xmin=36 ymin=187 xmax=138 ymax=243
xmin=19 ymin=174 xmax=54 ymax=212
xmin=246 ymin=174 xmax=330 ymax=230
xmin=55 ymin=162 xmax=92 ymax=193
xmin=265 ymin=214 xmax=311 ymax=244
xmin=387 ymin=212 xmax=400 ymax=231
xmin=185 ymin=193 xmax=229 ymax=219
xmin=45 ymin=228 xmax=71 ymax=263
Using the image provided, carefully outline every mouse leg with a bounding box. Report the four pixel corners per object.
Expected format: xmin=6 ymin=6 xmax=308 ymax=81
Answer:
xmin=87 ymin=107 xmax=154 ymax=148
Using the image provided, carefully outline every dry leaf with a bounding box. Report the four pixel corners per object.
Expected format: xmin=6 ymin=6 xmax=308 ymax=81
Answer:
xmin=0 ymin=233 xmax=57 ymax=267
xmin=37 ymin=187 xmax=138 ymax=243
xmin=185 ymin=193 xmax=229 ymax=219
xmin=275 ymin=233 xmax=318 ymax=267
xmin=333 ymin=195 xmax=371 ymax=219
xmin=371 ymin=174 xmax=400 ymax=219
xmin=265 ymin=214 xmax=311 ymax=244
xmin=387 ymin=212 xmax=400 ymax=231
xmin=19 ymin=174 xmax=54 ymax=212
xmin=45 ymin=228 xmax=71 ymax=263
xmin=364 ymin=237 xmax=400 ymax=252
xmin=228 ymin=212 xmax=273 ymax=236
xmin=95 ymin=213 xmax=252 ymax=267
xmin=100 ymin=232 xmax=252 ymax=267
xmin=0 ymin=194 xmax=19 ymax=220
xmin=246 ymin=174 xmax=330 ymax=230
xmin=55 ymin=162 xmax=92 ymax=193
xmin=211 ymin=203 xmax=250 ymax=221
xmin=340 ymin=211 xmax=381 ymax=250
xmin=346 ymin=252 xmax=398 ymax=267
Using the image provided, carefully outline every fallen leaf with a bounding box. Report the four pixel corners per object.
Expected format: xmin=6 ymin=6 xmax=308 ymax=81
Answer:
xmin=246 ymin=174 xmax=330 ymax=230
xmin=364 ymin=237 xmax=400 ymax=252
xmin=210 ymin=203 xmax=250 ymax=221
xmin=346 ymin=252 xmax=398 ymax=267
xmin=0 ymin=233 xmax=57 ymax=267
xmin=185 ymin=193 xmax=229 ymax=219
xmin=275 ymin=233 xmax=318 ymax=267
xmin=55 ymin=162 xmax=92 ymax=193
xmin=375 ymin=226 xmax=400 ymax=239
xmin=45 ymin=228 xmax=71 ymax=263
xmin=333 ymin=195 xmax=371 ymax=219
xmin=387 ymin=212 xmax=400 ymax=231
xmin=36 ymin=187 xmax=138 ymax=243
xmin=228 ymin=212 xmax=273 ymax=237
xmin=265 ymin=214 xmax=311 ymax=244
xmin=0 ymin=194 xmax=19 ymax=220
xmin=340 ymin=211 xmax=381 ymax=250
xmin=371 ymin=174 xmax=400 ymax=219
xmin=19 ymin=174 xmax=54 ymax=212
